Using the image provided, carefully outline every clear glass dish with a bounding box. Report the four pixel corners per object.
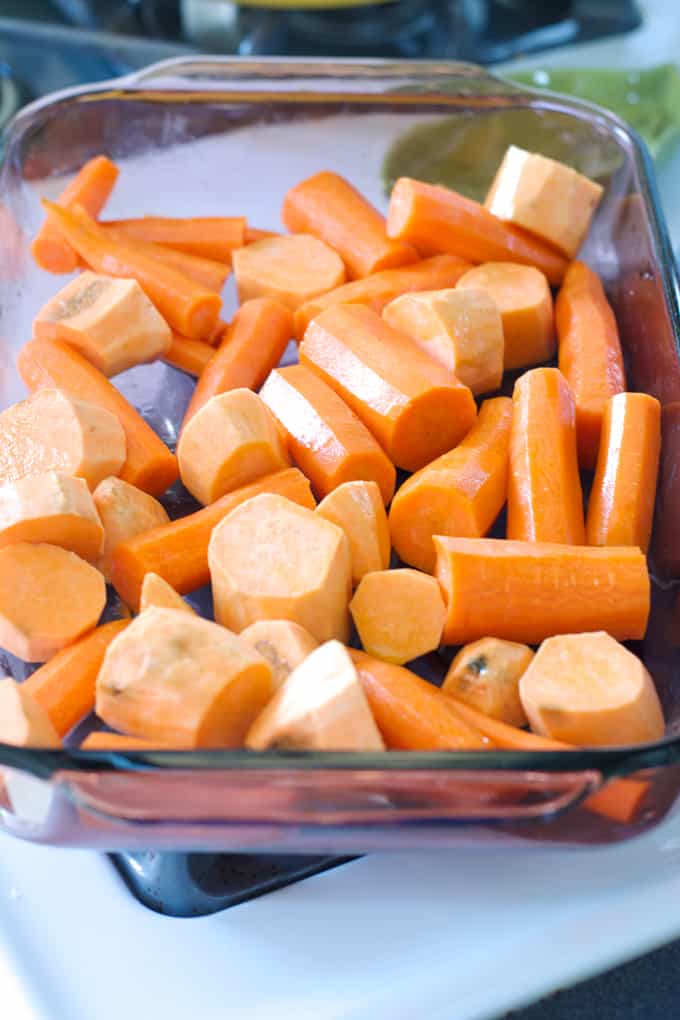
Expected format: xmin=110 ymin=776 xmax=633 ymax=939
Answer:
xmin=1 ymin=57 xmax=680 ymax=852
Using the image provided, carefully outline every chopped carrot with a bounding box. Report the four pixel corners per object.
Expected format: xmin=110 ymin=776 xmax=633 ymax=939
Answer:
xmin=93 ymin=476 xmax=169 ymax=581
xmin=0 ymin=678 xmax=61 ymax=747
xmin=102 ymin=215 xmax=246 ymax=262
xmin=260 ymin=364 xmax=396 ymax=504
xmin=586 ymin=392 xmax=661 ymax=553
xmin=386 ymin=177 xmax=568 ymax=286
xmin=350 ymin=649 xmax=487 ymax=750
xmin=96 ymin=607 xmax=273 ymax=747
xmin=80 ymin=732 xmax=178 ymax=751
xmin=244 ymin=227 xmax=279 ymax=244
xmin=233 ymin=234 xmax=345 ymax=311
xmin=42 ymin=201 xmax=222 ymax=342
xmin=443 ymin=638 xmax=532 ymax=727
xmin=300 ymin=303 xmax=477 ymax=472
xmin=208 ymin=492 xmax=351 ymax=643
xmin=164 ymin=332 xmax=213 ymax=376
xmin=0 ymin=472 xmax=103 ymax=562
xmin=282 ymin=170 xmax=417 ymax=279
xmin=456 ymin=262 xmax=555 ymax=371
xmin=18 ymin=338 xmax=179 ymax=496
xmin=316 ymin=480 xmax=390 ymax=584
xmin=101 ymin=224 xmax=230 ymax=292
xmin=434 ymin=537 xmax=650 ymax=645
xmin=139 ymin=572 xmax=195 ymax=615
xmin=556 ymin=260 xmax=626 ymax=469
xmin=293 ymin=254 xmax=472 ymax=340
xmin=350 ymin=568 xmax=445 ymax=665
xmin=508 ymin=367 xmax=585 ymax=544
xmin=23 ymin=619 xmax=128 ymax=736
xmin=0 ymin=387 xmax=126 ymax=491
xmin=240 ymin=619 xmax=319 ymax=690
xmin=182 ymin=298 xmax=292 ymax=426
xmin=0 ymin=543 xmax=106 ymax=661
xmin=389 ymin=396 xmax=512 ymax=572
xmin=32 ymin=155 xmax=119 ymax=273
xmin=109 ymin=467 xmax=314 ymax=610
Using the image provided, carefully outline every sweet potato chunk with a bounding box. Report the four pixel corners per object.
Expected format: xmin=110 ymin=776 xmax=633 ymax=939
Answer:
xmin=139 ymin=572 xmax=195 ymax=615
xmin=442 ymin=637 xmax=533 ymax=727
xmin=350 ymin=568 xmax=445 ymax=665
xmin=0 ymin=471 xmax=103 ymax=562
xmin=93 ymin=476 xmax=169 ymax=581
xmin=316 ymin=480 xmax=390 ymax=584
xmin=239 ymin=619 xmax=318 ymax=690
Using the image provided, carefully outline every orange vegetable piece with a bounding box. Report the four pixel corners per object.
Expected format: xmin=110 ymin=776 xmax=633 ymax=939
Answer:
xmin=434 ymin=537 xmax=650 ymax=646
xmin=164 ymin=332 xmax=213 ymax=377
xmin=17 ymin=338 xmax=178 ymax=496
xmin=93 ymin=476 xmax=169 ymax=581
xmin=103 ymin=215 xmax=246 ymax=262
xmin=109 ymin=468 xmax=314 ymax=611
xmin=508 ymin=368 xmax=585 ymax=544
xmin=316 ymin=480 xmax=390 ymax=584
xmin=456 ymin=262 xmax=555 ymax=371
xmin=244 ymin=227 xmax=280 ymax=244
xmin=350 ymin=568 xmax=445 ymax=665
xmin=0 ymin=471 xmax=103 ymax=562
xmin=386 ymin=177 xmax=568 ymax=286
xmin=260 ymin=364 xmax=396 ymax=504
xmin=556 ymin=260 xmax=626 ymax=469
xmin=101 ymin=224 xmax=230 ymax=292
xmin=350 ymin=649 xmax=487 ymax=750
xmin=240 ymin=619 xmax=319 ymax=690
xmin=0 ymin=678 xmax=60 ymax=747
xmin=178 ymin=389 xmax=289 ymax=506
xmin=233 ymin=234 xmax=345 ymax=311
xmin=0 ymin=387 xmax=125 ymax=491
xmin=519 ymin=631 xmax=664 ymax=746
xmin=34 ymin=271 xmax=171 ymax=377
xmin=209 ymin=492 xmax=351 ymax=643
xmin=32 ymin=155 xmax=119 ymax=274
xmin=42 ymin=201 xmax=221 ymax=342
xmin=587 ymin=392 xmax=661 ymax=553
xmin=139 ymin=572 xmax=196 ymax=615
xmin=389 ymin=396 xmax=512 ymax=572
xmin=442 ymin=638 xmax=533 ymax=727
xmin=80 ymin=732 xmax=178 ymax=751
xmin=282 ymin=170 xmax=417 ymax=279
xmin=182 ymin=298 xmax=292 ymax=426
xmin=246 ymin=640 xmax=384 ymax=751
xmin=23 ymin=619 xmax=128 ymax=736
xmin=96 ymin=607 xmax=273 ymax=747
xmin=0 ymin=543 xmax=106 ymax=661
xmin=293 ymin=254 xmax=472 ymax=341
xmin=300 ymin=303 xmax=477 ymax=472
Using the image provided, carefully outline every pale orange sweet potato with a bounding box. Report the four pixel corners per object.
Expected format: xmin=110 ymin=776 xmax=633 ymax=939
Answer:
xmin=442 ymin=637 xmax=533 ymax=727
xmin=93 ymin=476 xmax=169 ymax=581
xmin=139 ymin=572 xmax=196 ymax=615
xmin=240 ymin=619 xmax=319 ymax=690
xmin=350 ymin=568 xmax=445 ymax=665
xmin=0 ymin=677 xmax=61 ymax=747
xmin=232 ymin=234 xmax=345 ymax=311
xmin=0 ymin=471 xmax=103 ymax=562
xmin=316 ymin=480 xmax=390 ymax=584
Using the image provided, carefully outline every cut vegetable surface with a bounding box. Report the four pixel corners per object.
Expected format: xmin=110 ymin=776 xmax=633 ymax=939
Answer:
xmin=519 ymin=632 xmax=664 ymax=746
xmin=435 ymin=537 xmax=650 ymax=645
xmin=0 ymin=678 xmax=61 ymax=747
xmin=139 ymin=572 xmax=195 ymax=615
xmin=0 ymin=543 xmax=106 ymax=661
xmin=93 ymin=476 xmax=169 ymax=581
xmin=101 ymin=225 xmax=231 ymax=292
xmin=96 ymin=607 xmax=273 ymax=747
xmin=300 ymin=303 xmax=477 ymax=472
xmin=350 ymin=568 xmax=445 ymax=665
xmin=0 ymin=387 xmax=126 ymax=491
xmin=233 ymin=233 xmax=345 ymax=311
xmin=103 ymin=215 xmax=246 ymax=261
xmin=260 ymin=364 xmax=396 ymax=504
xmin=316 ymin=480 xmax=390 ymax=584
xmin=240 ymin=619 xmax=319 ymax=690
xmin=442 ymin=638 xmax=532 ymax=727
xmin=389 ymin=396 xmax=512 ymax=572
xmin=246 ymin=640 xmax=384 ymax=750
xmin=0 ymin=471 xmax=103 ymax=562
xmin=165 ymin=332 xmax=213 ymax=377
xmin=209 ymin=493 xmax=351 ymax=643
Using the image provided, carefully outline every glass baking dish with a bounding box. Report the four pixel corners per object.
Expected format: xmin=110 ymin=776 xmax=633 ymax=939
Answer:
xmin=2 ymin=57 xmax=680 ymax=853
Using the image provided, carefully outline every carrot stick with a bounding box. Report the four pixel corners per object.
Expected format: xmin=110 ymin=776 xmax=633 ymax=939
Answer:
xmin=587 ymin=392 xmax=661 ymax=553
xmin=32 ymin=156 xmax=119 ymax=273
xmin=387 ymin=177 xmax=568 ymax=286
xmin=80 ymin=732 xmax=178 ymax=751
xmin=164 ymin=332 xmax=213 ymax=376
xmin=182 ymin=298 xmax=292 ymax=426
xmin=282 ymin=170 xmax=418 ymax=279
xmin=434 ymin=537 xmax=650 ymax=645
xmin=294 ymin=254 xmax=472 ymax=341
xmin=101 ymin=223 xmax=230 ymax=292
xmin=244 ymin=227 xmax=279 ymax=244
xmin=508 ymin=367 xmax=585 ymax=544
xmin=42 ymin=201 xmax=221 ymax=342
xmin=24 ymin=620 xmax=128 ymax=736
xmin=556 ymin=261 xmax=626 ymax=469
xmin=103 ymin=216 xmax=246 ymax=262
xmin=109 ymin=467 xmax=315 ymax=611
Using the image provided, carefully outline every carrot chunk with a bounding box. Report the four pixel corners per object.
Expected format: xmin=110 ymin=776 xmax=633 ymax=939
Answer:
xmin=240 ymin=620 xmax=319 ymax=690
xmin=79 ymin=732 xmax=177 ymax=751
xmin=442 ymin=638 xmax=533 ymax=727
xmin=350 ymin=568 xmax=445 ymax=665
xmin=233 ymin=234 xmax=345 ymax=311
xmin=101 ymin=224 xmax=230 ymax=292
xmin=316 ymin=480 xmax=390 ymax=584
xmin=0 ymin=678 xmax=61 ymax=747
xmin=0 ymin=472 xmax=103 ymax=562
xmin=93 ymin=476 xmax=169 ymax=581
xmin=164 ymin=332 xmax=213 ymax=377
xmin=103 ymin=216 xmax=246 ymax=262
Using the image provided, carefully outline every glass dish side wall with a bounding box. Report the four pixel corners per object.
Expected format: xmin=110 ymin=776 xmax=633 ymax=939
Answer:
xmin=1 ymin=59 xmax=680 ymax=852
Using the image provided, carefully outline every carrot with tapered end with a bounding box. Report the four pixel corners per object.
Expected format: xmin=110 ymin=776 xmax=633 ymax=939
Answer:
xmin=300 ymin=304 xmax=477 ymax=472
xmin=387 ymin=177 xmax=568 ymax=286
xmin=282 ymin=170 xmax=417 ymax=279
xmin=18 ymin=338 xmax=178 ymax=496
xmin=350 ymin=649 xmax=487 ymax=750
xmin=182 ymin=298 xmax=292 ymax=426
xmin=233 ymin=234 xmax=345 ymax=311
xmin=32 ymin=155 xmax=119 ymax=273
xmin=164 ymin=332 xmax=213 ymax=376
xmin=293 ymin=254 xmax=472 ymax=340
xmin=101 ymin=224 xmax=230 ymax=292
xmin=24 ymin=619 xmax=128 ymax=736
xmin=508 ymin=368 xmax=585 ymax=544
xmin=260 ymin=365 xmax=396 ymax=504
xmin=42 ymin=201 xmax=221 ymax=342
xmin=587 ymin=392 xmax=661 ymax=553
xmin=102 ymin=216 xmax=246 ymax=261
xmin=556 ymin=260 xmax=626 ymax=469
xmin=109 ymin=467 xmax=315 ymax=610
xmin=434 ymin=537 xmax=650 ymax=645
xmin=389 ymin=396 xmax=512 ymax=572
